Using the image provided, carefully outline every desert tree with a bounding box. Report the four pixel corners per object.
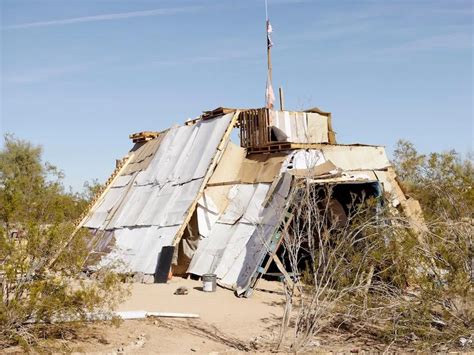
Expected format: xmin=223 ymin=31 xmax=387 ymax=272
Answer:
xmin=0 ymin=135 xmax=126 ymax=349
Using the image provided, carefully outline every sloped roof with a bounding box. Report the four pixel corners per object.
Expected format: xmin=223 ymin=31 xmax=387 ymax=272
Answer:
xmin=84 ymin=113 xmax=235 ymax=272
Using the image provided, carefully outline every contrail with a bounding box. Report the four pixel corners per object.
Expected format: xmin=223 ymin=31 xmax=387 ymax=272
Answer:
xmin=4 ymin=6 xmax=200 ymax=30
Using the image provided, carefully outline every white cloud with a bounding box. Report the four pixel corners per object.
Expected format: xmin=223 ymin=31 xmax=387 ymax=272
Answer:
xmin=3 ymin=6 xmax=201 ymax=30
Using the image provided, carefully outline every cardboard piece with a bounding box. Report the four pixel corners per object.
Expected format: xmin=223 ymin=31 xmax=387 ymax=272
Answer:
xmin=288 ymin=160 xmax=338 ymax=178
xmin=208 ymin=142 xmax=246 ymax=185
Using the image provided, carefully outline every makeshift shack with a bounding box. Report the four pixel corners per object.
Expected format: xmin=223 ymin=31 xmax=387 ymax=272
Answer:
xmin=77 ymin=107 xmax=423 ymax=296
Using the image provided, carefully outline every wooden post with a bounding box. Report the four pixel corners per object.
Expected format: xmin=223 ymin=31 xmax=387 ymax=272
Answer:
xmin=279 ymin=87 xmax=284 ymax=111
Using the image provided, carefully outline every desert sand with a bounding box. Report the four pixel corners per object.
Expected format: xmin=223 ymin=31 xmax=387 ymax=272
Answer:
xmin=72 ymin=277 xmax=286 ymax=354
xmin=2 ymin=277 xmax=394 ymax=353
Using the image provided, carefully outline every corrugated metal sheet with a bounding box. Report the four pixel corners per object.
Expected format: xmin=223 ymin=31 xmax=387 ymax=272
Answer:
xmin=99 ymin=225 xmax=179 ymax=273
xmin=83 ymin=185 xmax=128 ymax=229
xmin=188 ymin=174 xmax=292 ymax=290
xmin=134 ymin=115 xmax=232 ymax=186
xmin=187 ymin=183 xmax=271 ymax=281
xmin=84 ymin=113 xmax=233 ymax=230
xmin=83 ymin=113 xmax=234 ymax=273
xmin=123 ymin=137 xmax=163 ymax=175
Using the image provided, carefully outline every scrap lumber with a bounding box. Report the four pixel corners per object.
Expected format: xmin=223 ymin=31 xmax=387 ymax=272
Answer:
xmin=200 ymin=107 xmax=239 ymax=120
xmin=116 ymin=311 xmax=199 ymax=320
xmin=240 ymin=107 xmax=337 ymax=152
xmin=247 ymin=142 xmax=332 ymax=154
xmin=35 ymin=311 xmax=200 ymax=323
xmin=129 ymin=131 xmax=160 ymax=143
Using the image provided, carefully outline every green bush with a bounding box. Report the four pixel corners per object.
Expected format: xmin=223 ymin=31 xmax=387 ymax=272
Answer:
xmin=0 ymin=135 xmax=126 ymax=348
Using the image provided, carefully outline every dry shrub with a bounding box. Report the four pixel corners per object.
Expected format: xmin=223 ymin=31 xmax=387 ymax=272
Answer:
xmin=277 ymin=177 xmax=472 ymax=351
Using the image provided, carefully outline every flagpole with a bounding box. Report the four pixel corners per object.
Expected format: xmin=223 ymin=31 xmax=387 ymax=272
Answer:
xmin=265 ymin=0 xmax=274 ymax=109
xmin=267 ymin=19 xmax=272 ymax=92
xmin=265 ymin=0 xmax=268 ymax=20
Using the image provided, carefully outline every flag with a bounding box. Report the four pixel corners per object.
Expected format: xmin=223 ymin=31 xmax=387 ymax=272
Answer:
xmin=267 ymin=20 xmax=273 ymax=48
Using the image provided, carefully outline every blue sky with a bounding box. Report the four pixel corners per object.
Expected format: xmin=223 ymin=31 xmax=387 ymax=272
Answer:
xmin=1 ymin=0 xmax=472 ymax=191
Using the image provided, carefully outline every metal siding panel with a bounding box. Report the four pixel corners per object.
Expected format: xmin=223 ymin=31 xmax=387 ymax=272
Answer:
xmin=241 ymin=183 xmax=271 ymax=224
xmin=218 ymin=184 xmax=258 ymax=225
xmin=187 ymin=223 xmax=235 ymax=275
xmin=100 ymin=225 xmax=179 ymax=273
xmin=176 ymin=114 xmax=233 ymax=184
xmin=83 ymin=186 xmax=127 ymax=229
xmin=187 ymin=182 xmax=275 ymax=289
xmin=109 ymin=183 xmax=154 ymax=228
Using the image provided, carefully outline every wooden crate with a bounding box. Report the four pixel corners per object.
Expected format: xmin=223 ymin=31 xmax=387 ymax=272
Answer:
xmin=239 ymin=108 xmax=336 ymax=154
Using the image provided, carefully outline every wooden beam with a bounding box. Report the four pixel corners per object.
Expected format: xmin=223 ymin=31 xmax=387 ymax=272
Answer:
xmin=271 ymin=253 xmax=294 ymax=288
xmin=129 ymin=131 xmax=160 ymax=143
xmin=279 ymin=87 xmax=284 ymax=111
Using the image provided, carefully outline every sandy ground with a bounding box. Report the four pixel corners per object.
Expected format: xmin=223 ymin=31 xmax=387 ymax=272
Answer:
xmin=118 ymin=278 xmax=284 ymax=340
xmin=72 ymin=278 xmax=286 ymax=354
xmin=2 ymin=278 xmax=408 ymax=354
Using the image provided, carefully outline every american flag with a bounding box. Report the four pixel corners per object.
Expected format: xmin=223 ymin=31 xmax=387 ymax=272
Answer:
xmin=267 ymin=20 xmax=273 ymax=49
